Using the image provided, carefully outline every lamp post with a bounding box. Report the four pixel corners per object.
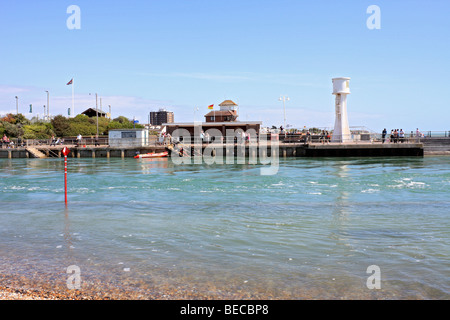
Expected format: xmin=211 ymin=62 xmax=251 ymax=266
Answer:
xmin=45 ymin=91 xmax=49 ymax=120
xmin=95 ymin=93 xmax=99 ymax=137
xmin=89 ymin=93 xmax=99 ymax=137
xmin=194 ymin=107 xmax=199 ymax=122
xmin=15 ymin=96 xmax=18 ymax=114
xmin=279 ymin=95 xmax=289 ymax=131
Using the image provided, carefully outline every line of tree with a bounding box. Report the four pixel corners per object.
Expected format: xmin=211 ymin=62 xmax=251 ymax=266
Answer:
xmin=0 ymin=113 xmax=144 ymax=139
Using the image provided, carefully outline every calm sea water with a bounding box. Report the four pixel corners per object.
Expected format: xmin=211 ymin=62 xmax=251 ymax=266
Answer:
xmin=0 ymin=156 xmax=449 ymax=299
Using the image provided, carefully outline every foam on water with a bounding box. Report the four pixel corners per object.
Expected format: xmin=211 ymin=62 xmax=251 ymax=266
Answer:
xmin=0 ymin=157 xmax=449 ymax=299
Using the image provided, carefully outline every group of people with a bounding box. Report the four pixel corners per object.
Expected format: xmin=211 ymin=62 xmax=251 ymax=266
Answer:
xmin=382 ymin=128 xmax=406 ymax=143
xmin=200 ymin=130 xmax=211 ymax=143
xmin=75 ymin=134 xmax=100 ymax=147
xmin=1 ymin=133 xmax=103 ymax=149
xmin=319 ymin=130 xmax=331 ymax=144
xmin=158 ymin=132 xmax=172 ymax=145
xmin=50 ymin=135 xmax=63 ymax=146
xmin=1 ymin=134 xmax=13 ymax=148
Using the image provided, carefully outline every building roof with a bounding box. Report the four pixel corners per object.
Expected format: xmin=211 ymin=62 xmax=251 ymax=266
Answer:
xmin=109 ymin=128 xmax=147 ymax=131
xmin=147 ymin=125 xmax=166 ymax=132
xmin=204 ymin=110 xmax=236 ymax=117
xmin=218 ymin=100 xmax=238 ymax=107
xmin=163 ymin=121 xmax=262 ymax=126
xmin=81 ymin=108 xmax=107 ymax=117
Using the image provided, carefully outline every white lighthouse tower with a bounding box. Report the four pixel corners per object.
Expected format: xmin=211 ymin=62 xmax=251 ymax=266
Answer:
xmin=331 ymin=77 xmax=351 ymax=143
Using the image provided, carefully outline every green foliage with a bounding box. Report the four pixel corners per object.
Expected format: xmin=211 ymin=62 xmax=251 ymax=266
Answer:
xmin=51 ymin=115 xmax=70 ymax=137
xmin=1 ymin=113 xmax=144 ymax=139
xmin=3 ymin=122 xmax=24 ymax=138
xmin=107 ymin=120 xmax=134 ymax=130
xmin=73 ymin=114 xmax=90 ymax=122
xmin=65 ymin=122 xmax=97 ymax=136
xmin=22 ymin=124 xmax=53 ymax=139
xmin=1 ymin=113 xmax=30 ymax=125
xmin=1 ymin=114 xmax=17 ymax=124
xmin=113 ymin=116 xmax=130 ymax=124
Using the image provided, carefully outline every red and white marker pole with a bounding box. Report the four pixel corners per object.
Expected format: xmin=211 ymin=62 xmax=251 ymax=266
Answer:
xmin=62 ymin=147 xmax=70 ymax=206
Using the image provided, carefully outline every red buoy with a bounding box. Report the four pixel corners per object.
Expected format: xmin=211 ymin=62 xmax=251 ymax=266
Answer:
xmin=62 ymin=147 xmax=70 ymax=206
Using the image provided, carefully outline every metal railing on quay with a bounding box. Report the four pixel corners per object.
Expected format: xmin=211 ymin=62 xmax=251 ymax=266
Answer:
xmin=2 ymin=131 xmax=449 ymax=150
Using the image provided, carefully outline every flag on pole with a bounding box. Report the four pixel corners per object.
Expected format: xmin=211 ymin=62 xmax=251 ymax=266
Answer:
xmin=67 ymin=78 xmax=74 ymax=117
xmin=208 ymin=104 xmax=214 ymax=109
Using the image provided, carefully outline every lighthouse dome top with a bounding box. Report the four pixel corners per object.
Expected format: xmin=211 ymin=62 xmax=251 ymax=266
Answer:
xmin=332 ymin=77 xmax=351 ymax=95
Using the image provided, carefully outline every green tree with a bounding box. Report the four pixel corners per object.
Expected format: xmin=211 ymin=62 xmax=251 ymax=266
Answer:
xmin=51 ymin=115 xmax=70 ymax=137
xmin=113 ymin=116 xmax=130 ymax=124
xmin=2 ymin=122 xmax=24 ymax=138
xmin=22 ymin=124 xmax=53 ymax=139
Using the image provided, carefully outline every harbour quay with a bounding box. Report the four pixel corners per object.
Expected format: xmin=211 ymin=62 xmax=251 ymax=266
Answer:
xmin=0 ymin=139 xmax=429 ymax=159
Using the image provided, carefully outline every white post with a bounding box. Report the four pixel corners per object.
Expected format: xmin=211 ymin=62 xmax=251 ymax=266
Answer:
xmin=46 ymin=91 xmax=49 ymax=120
xmin=72 ymin=78 xmax=75 ymax=117
xmin=279 ymin=96 xmax=289 ymax=131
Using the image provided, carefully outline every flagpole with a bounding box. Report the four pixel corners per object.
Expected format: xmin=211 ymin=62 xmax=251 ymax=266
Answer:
xmin=72 ymin=78 xmax=75 ymax=117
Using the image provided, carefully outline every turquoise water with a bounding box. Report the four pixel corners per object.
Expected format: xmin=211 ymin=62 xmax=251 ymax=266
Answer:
xmin=0 ymin=157 xmax=449 ymax=299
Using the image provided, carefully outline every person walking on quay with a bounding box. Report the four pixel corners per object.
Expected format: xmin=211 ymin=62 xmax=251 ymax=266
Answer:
xmin=50 ymin=135 xmax=56 ymax=146
xmin=94 ymin=135 xmax=99 ymax=147
xmin=76 ymin=133 xmax=82 ymax=146
xmin=382 ymin=128 xmax=387 ymax=143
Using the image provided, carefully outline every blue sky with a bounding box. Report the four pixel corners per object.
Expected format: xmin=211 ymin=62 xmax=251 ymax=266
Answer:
xmin=1 ymin=0 xmax=449 ymax=132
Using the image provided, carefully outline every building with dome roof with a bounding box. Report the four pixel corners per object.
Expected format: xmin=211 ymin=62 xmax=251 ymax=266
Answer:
xmin=164 ymin=99 xmax=261 ymax=137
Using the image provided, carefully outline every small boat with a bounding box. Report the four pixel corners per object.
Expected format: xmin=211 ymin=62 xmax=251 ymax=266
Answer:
xmin=134 ymin=151 xmax=168 ymax=159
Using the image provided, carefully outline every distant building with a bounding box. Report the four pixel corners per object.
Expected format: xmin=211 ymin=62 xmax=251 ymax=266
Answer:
xmin=164 ymin=100 xmax=261 ymax=136
xmin=108 ymin=128 xmax=149 ymax=147
xmin=81 ymin=108 xmax=107 ymax=118
xmin=150 ymin=108 xmax=174 ymax=125
xmin=204 ymin=100 xmax=238 ymax=122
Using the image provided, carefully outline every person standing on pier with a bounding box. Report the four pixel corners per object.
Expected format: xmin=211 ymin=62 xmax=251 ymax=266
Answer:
xmin=2 ymin=134 xmax=9 ymax=148
xmin=416 ymin=128 xmax=423 ymax=137
xmin=76 ymin=133 xmax=82 ymax=147
xmin=382 ymin=128 xmax=387 ymax=143
xmin=399 ymin=129 xmax=405 ymax=143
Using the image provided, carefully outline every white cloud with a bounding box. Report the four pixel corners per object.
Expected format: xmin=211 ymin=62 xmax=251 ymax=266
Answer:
xmin=136 ymin=71 xmax=327 ymax=87
xmin=0 ymin=85 xmax=30 ymax=94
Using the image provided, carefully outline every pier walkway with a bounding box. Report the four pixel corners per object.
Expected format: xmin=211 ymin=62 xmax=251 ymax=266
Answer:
xmin=0 ymin=141 xmax=426 ymax=159
xmin=2 ymin=136 xmax=450 ymax=159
